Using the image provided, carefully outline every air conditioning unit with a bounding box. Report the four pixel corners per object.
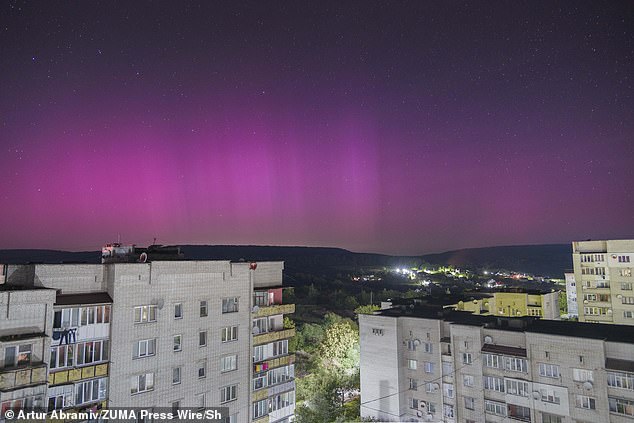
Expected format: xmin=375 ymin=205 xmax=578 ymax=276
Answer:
xmin=484 ymin=335 xmax=493 ymax=344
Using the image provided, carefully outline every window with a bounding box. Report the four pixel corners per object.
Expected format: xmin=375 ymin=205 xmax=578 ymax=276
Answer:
xmin=539 ymin=363 xmax=560 ymax=378
xmin=443 ymin=404 xmax=454 ymax=418
xmin=253 ymin=374 xmax=267 ymax=391
xmin=540 ymin=387 xmax=561 ymax=404
xmin=575 ymin=395 xmax=596 ymax=410
xmin=270 ymin=391 xmax=294 ymax=412
xmin=572 ymin=368 xmax=593 ymax=382
xmin=484 ymin=353 xmax=500 ymax=368
xmin=609 ymin=397 xmax=634 ymax=417
xmin=268 ymin=365 xmax=294 ymax=385
xmin=618 ymin=255 xmax=631 ymax=263
xmin=407 ymin=359 xmax=417 ymax=370
xmin=173 ymin=335 xmax=182 ymax=351
xmin=75 ymin=377 xmax=107 ymax=405
xmin=484 ymin=376 xmax=504 ymax=392
xmin=504 ymin=356 xmax=527 ymax=372
xmin=462 ymin=352 xmax=473 ymax=364
xmin=174 ymin=303 xmax=183 ymax=319
xmin=541 ymin=413 xmax=562 ymax=423
xmin=464 ymin=396 xmax=475 ymax=410
xmin=372 ymin=328 xmax=384 ymax=336
xmin=220 ymin=385 xmax=237 ymax=404
xmin=508 ymin=404 xmax=531 ymax=421
xmin=424 ymin=361 xmax=434 ymax=373
xmin=485 ymin=400 xmax=506 ymax=416
xmin=425 ymin=383 xmax=435 ymax=393
xmin=253 ymin=399 xmax=267 ymax=418
xmin=222 ymin=414 xmax=237 ymax=423
xmin=622 ymin=296 xmax=634 ymax=305
xmin=443 ymin=383 xmax=454 ymax=398
xmin=625 ymin=311 xmax=634 ymax=319
xmin=172 ymin=367 xmax=181 ymax=384
xmin=423 ymin=342 xmax=433 ymax=353
xmin=49 ymin=344 xmax=74 ymax=369
xmin=198 ymin=361 xmax=206 ymax=378
xmin=222 ymin=326 xmax=238 ymax=342
xmin=199 ymin=331 xmax=207 ymax=347
xmin=4 ymin=344 xmax=32 ymax=368
xmin=200 ymin=301 xmax=208 ymax=317
xmin=621 ymin=270 xmax=633 ymax=278
xmin=406 ymin=340 xmax=416 ymax=351
xmin=463 ymin=374 xmax=474 ymax=387
xmin=195 ymin=393 xmax=205 ymax=411
xmin=221 ymin=354 xmax=238 ymax=373
xmin=253 ymin=345 xmax=265 ymax=363
xmin=505 ymin=379 xmax=529 ymax=397
xmin=608 ymin=371 xmax=634 ymax=390
xmin=131 ymin=373 xmax=154 ymax=394
xmin=171 ymin=401 xmax=180 ymax=413
xmin=134 ymin=305 xmax=157 ymax=323
xmin=134 ymin=339 xmax=156 ymax=359
xmin=442 ymin=361 xmax=453 ymax=375
xmin=409 ymin=378 xmax=418 ymax=391
xmin=410 ymin=397 xmax=419 ymax=409
xmin=272 ymin=340 xmax=288 ymax=357
xmin=222 ymin=297 xmax=239 ymax=313
xmin=253 ymin=318 xmax=268 ymax=334
xmin=76 ymin=340 xmax=109 ymax=365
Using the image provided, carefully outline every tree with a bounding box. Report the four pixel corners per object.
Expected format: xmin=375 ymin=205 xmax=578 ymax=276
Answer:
xmin=354 ymin=304 xmax=380 ymax=315
xmin=319 ymin=319 xmax=360 ymax=373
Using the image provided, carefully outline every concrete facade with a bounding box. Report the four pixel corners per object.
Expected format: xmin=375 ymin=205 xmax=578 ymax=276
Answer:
xmin=572 ymin=240 xmax=634 ymax=325
xmin=564 ymin=272 xmax=578 ymax=318
xmin=0 ymin=259 xmax=295 ymax=423
xmin=360 ymin=309 xmax=634 ymax=423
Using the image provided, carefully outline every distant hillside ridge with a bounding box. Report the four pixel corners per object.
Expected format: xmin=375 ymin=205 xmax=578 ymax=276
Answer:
xmin=420 ymin=243 xmax=572 ymax=277
xmin=0 ymin=243 xmax=572 ymax=277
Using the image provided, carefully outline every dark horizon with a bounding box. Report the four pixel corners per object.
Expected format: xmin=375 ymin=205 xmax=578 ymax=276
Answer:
xmin=1 ymin=1 xmax=633 ymax=254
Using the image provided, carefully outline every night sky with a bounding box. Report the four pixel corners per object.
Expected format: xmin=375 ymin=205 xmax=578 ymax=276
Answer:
xmin=1 ymin=1 xmax=633 ymax=254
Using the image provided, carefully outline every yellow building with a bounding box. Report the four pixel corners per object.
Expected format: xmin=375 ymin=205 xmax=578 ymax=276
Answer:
xmin=451 ymin=290 xmax=560 ymax=319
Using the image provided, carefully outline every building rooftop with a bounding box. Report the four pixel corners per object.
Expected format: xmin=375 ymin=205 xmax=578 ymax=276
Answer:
xmin=55 ymin=292 xmax=113 ymax=306
xmin=374 ymin=304 xmax=634 ymax=345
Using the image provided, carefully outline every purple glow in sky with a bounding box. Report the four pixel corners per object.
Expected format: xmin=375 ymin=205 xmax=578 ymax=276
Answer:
xmin=1 ymin=1 xmax=633 ymax=254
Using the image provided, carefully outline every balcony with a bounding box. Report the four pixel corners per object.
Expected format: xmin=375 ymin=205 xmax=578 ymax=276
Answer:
xmin=253 ymin=303 xmax=295 ymax=318
xmin=253 ymin=328 xmax=295 ymax=346
xmin=254 ymin=354 xmax=295 ymax=369
xmin=0 ymin=363 xmax=47 ymax=391
xmin=253 ymin=416 xmax=269 ymax=423
xmin=48 ymin=363 xmax=109 ymax=386
xmin=253 ymin=388 xmax=269 ymax=402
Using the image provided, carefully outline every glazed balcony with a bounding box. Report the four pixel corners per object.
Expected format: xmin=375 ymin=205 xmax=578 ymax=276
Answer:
xmin=253 ymin=328 xmax=295 ymax=346
xmin=0 ymin=363 xmax=47 ymax=391
xmin=253 ymin=303 xmax=295 ymax=318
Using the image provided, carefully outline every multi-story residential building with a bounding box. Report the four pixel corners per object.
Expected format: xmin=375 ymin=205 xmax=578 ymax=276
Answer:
xmin=0 ymin=283 xmax=55 ymax=414
xmin=572 ymin=239 xmax=634 ymax=325
xmin=0 ymin=250 xmax=295 ymax=423
xmin=451 ymin=290 xmax=561 ymax=319
xmin=360 ymin=305 xmax=634 ymax=423
xmin=564 ymin=272 xmax=579 ymax=318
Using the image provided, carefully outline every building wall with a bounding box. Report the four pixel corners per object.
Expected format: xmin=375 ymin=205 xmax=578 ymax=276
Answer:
xmin=360 ymin=313 xmax=634 ymax=423
xmin=565 ymin=272 xmax=578 ymax=317
xmin=573 ymin=239 xmax=634 ymax=325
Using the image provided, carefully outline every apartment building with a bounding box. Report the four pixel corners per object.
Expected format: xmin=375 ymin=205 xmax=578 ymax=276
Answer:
xmin=360 ymin=305 xmax=634 ymax=423
xmin=572 ymin=240 xmax=634 ymax=325
xmin=451 ymin=290 xmax=560 ymax=320
xmin=0 ymin=253 xmax=295 ymax=423
xmin=0 ymin=283 xmax=55 ymax=414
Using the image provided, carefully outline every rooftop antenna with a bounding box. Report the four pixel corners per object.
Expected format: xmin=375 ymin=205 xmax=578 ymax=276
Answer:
xmin=117 ymin=233 xmax=121 ymax=243
xmin=153 ymin=237 xmax=157 ymax=245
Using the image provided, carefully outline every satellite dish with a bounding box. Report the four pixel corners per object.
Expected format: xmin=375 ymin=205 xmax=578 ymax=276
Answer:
xmin=532 ymin=391 xmax=541 ymax=400
xmin=418 ymin=401 xmax=427 ymax=410
xmin=583 ymin=381 xmax=593 ymax=390
xmin=250 ymin=262 xmax=258 ymax=270
xmin=432 ymin=383 xmax=440 ymax=391
xmin=139 ymin=253 xmax=148 ymax=263
xmin=252 ymin=305 xmax=260 ymax=313
xmin=425 ymin=414 xmax=433 ymax=422
xmin=157 ymin=299 xmax=164 ymax=309
xmin=484 ymin=335 xmax=493 ymax=344
xmin=416 ymin=411 xmax=423 ymax=418
xmin=413 ymin=339 xmax=421 ymax=346
xmin=252 ymin=326 xmax=260 ymax=335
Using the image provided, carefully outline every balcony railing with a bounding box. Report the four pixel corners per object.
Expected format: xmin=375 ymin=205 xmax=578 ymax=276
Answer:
xmin=253 ymin=303 xmax=295 ymax=318
xmin=0 ymin=363 xmax=47 ymax=391
xmin=253 ymin=328 xmax=295 ymax=346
